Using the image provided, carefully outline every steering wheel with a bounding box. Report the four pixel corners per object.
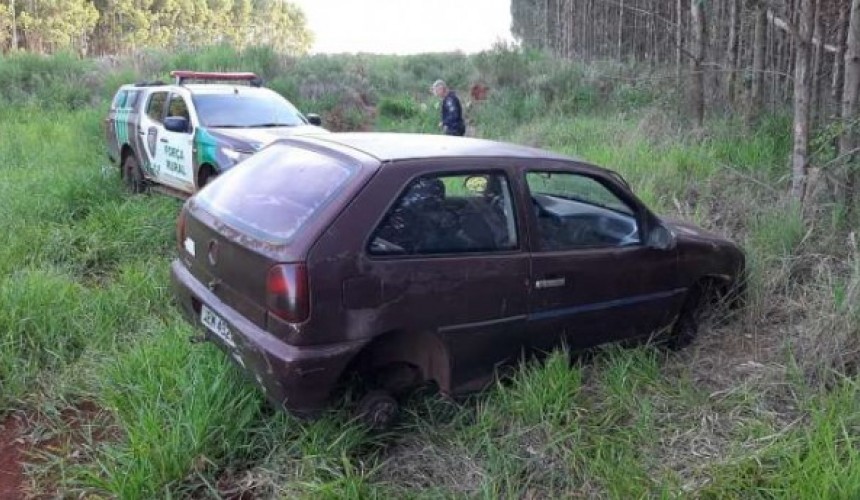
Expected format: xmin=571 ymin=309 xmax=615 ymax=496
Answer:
xmin=597 ymin=216 xmax=639 ymax=246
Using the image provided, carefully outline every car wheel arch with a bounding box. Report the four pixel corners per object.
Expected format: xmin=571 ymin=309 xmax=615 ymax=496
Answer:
xmin=196 ymin=163 xmax=218 ymax=190
xmin=694 ymin=274 xmax=734 ymax=302
xmin=667 ymin=275 xmax=734 ymax=347
xmin=344 ymin=329 xmax=453 ymax=394
xmin=120 ymin=144 xmax=135 ymax=167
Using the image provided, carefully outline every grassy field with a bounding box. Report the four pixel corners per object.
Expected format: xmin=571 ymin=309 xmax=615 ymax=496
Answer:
xmin=0 ymin=47 xmax=859 ymax=498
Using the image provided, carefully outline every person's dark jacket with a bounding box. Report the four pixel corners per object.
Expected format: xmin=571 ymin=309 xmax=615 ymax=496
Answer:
xmin=441 ymin=91 xmax=465 ymax=136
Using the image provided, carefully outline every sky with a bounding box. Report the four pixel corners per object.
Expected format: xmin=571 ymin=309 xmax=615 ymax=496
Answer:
xmin=289 ymin=0 xmax=514 ymax=55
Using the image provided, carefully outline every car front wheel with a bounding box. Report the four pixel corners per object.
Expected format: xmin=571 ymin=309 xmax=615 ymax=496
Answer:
xmin=667 ymin=282 xmax=718 ymax=350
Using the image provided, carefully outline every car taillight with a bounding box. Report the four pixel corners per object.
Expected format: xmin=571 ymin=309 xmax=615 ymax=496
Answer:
xmin=266 ymin=263 xmax=309 ymax=323
xmin=176 ymin=207 xmax=187 ymax=252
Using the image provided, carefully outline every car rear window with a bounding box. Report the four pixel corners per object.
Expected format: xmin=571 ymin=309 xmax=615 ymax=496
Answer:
xmin=195 ymin=143 xmax=358 ymax=243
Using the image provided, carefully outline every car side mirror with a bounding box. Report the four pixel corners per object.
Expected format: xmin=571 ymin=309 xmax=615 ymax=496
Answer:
xmin=306 ymin=113 xmax=322 ymax=126
xmin=647 ymin=223 xmax=676 ymax=251
xmin=164 ymin=116 xmax=189 ymax=133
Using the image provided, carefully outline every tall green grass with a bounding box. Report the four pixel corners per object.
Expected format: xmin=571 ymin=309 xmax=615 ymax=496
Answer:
xmin=0 ymin=53 xmax=97 ymax=109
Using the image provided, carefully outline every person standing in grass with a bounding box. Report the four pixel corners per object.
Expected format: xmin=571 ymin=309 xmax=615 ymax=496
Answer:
xmin=432 ymin=79 xmax=466 ymax=136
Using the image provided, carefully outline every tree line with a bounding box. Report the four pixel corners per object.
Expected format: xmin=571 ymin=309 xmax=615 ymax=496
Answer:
xmin=0 ymin=0 xmax=312 ymax=55
xmin=511 ymin=0 xmax=860 ymax=206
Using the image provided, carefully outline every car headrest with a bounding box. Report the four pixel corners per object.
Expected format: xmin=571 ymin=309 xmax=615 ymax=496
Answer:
xmin=402 ymin=177 xmax=445 ymax=207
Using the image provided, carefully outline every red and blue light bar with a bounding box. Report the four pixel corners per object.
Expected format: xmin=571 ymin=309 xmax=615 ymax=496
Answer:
xmin=170 ymin=70 xmax=262 ymax=87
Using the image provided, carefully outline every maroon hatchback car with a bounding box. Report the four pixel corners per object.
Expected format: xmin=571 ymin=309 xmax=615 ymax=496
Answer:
xmin=171 ymin=133 xmax=744 ymax=426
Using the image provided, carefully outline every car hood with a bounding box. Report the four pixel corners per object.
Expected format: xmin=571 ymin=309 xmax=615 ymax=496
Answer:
xmin=208 ymin=125 xmax=329 ymax=151
xmin=662 ymin=218 xmax=728 ymax=242
xmin=662 ymin=217 xmax=744 ymax=261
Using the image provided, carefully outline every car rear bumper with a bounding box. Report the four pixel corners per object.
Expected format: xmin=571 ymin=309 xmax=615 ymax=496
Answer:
xmin=170 ymin=259 xmax=366 ymax=415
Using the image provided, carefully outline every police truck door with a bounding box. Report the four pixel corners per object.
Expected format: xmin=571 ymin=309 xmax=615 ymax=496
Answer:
xmin=140 ymin=91 xmax=168 ymax=181
xmin=159 ymin=93 xmax=195 ymax=193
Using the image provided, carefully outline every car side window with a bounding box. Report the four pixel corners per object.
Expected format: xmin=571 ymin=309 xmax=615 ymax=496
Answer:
xmin=111 ymin=90 xmax=127 ymax=110
xmin=527 ymin=171 xmax=640 ymax=251
xmin=370 ymin=172 xmax=518 ymax=256
xmin=167 ymin=94 xmax=190 ymax=121
xmin=126 ymin=90 xmax=140 ymax=110
xmin=146 ymin=92 xmax=168 ymax=123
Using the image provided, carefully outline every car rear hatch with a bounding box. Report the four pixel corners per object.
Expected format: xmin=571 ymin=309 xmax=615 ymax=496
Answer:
xmin=177 ymin=141 xmax=362 ymax=332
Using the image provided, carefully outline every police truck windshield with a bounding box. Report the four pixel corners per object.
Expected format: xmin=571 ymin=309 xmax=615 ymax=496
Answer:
xmin=193 ymin=92 xmax=306 ymax=128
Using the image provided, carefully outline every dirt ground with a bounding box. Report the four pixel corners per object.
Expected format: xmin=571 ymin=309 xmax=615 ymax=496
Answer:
xmin=0 ymin=415 xmax=26 ymax=500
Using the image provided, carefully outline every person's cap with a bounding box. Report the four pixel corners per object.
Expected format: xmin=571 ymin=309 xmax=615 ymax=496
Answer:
xmin=431 ymin=79 xmax=446 ymax=90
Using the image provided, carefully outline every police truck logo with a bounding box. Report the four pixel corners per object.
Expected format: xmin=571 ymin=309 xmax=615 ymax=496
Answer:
xmin=147 ymin=128 xmax=158 ymax=158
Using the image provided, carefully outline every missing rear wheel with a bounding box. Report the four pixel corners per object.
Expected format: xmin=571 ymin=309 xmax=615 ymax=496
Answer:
xmin=355 ymin=390 xmax=398 ymax=430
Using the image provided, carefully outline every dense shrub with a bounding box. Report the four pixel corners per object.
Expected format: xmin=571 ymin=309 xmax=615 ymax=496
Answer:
xmin=378 ymin=95 xmax=419 ymax=119
xmin=0 ymin=52 xmax=96 ymax=109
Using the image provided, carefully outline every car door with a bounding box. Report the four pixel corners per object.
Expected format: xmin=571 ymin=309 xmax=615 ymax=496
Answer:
xmin=523 ymin=163 xmax=685 ymax=350
xmin=360 ymin=161 xmax=531 ymax=392
xmin=139 ymin=90 xmax=168 ymax=183
xmin=160 ymin=92 xmax=196 ymax=193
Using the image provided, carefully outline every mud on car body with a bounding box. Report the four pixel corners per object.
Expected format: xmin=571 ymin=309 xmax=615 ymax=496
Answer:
xmin=105 ymin=71 xmax=327 ymax=196
xmin=171 ymin=133 xmax=746 ymax=428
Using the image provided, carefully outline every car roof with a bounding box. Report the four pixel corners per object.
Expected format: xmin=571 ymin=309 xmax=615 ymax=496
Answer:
xmin=288 ymin=132 xmax=579 ymax=164
xmin=119 ymin=84 xmax=275 ymax=96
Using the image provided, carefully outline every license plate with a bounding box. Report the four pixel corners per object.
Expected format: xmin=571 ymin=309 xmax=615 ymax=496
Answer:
xmin=201 ymin=305 xmax=235 ymax=348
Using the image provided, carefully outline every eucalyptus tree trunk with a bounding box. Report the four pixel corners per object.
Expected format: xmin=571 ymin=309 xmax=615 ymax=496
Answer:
xmin=750 ymin=1 xmax=768 ymax=123
xmin=677 ymin=0 xmax=684 ymax=82
xmin=791 ymin=0 xmax=815 ymax=201
xmin=834 ymin=3 xmax=849 ymax=109
xmin=691 ymin=0 xmax=705 ymax=127
xmin=840 ymin=0 xmax=860 ymax=204
xmin=725 ymin=0 xmax=740 ymax=106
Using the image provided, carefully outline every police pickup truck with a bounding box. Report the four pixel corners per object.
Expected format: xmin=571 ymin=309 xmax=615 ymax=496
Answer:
xmin=106 ymin=70 xmax=327 ymax=196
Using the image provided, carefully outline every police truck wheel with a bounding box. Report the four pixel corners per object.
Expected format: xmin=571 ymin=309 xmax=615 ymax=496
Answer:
xmin=122 ymin=155 xmax=146 ymax=194
xmin=355 ymin=390 xmax=398 ymax=430
xmin=197 ymin=165 xmax=218 ymax=190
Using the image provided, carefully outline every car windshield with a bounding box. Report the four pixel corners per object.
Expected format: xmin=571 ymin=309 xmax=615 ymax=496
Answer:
xmin=193 ymin=91 xmax=306 ymax=128
xmin=194 ymin=143 xmax=358 ymax=243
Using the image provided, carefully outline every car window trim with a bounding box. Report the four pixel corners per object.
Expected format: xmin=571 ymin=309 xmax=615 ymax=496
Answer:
xmin=365 ymin=167 xmax=524 ymax=260
xmin=146 ymin=91 xmax=169 ymax=123
xmin=167 ymin=91 xmax=194 ymax=131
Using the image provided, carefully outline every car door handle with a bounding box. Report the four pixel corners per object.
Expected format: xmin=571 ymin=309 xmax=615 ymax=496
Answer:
xmin=160 ymin=138 xmax=168 ymax=143
xmin=535 ymin=277 xmax=566 ymax=289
